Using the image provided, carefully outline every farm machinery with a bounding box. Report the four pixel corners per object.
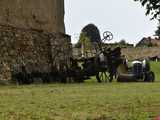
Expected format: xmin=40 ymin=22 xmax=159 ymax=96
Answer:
xmin=68 ymin=31 xmax=124 ymax=83
xmin=117 ymin=59 xmax=155 ymax=82
xmin=68 ymin=31 xmax=155 ymax=83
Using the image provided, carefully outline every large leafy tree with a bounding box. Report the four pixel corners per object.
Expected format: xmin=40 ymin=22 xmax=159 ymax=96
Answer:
xmin=81 ymin=24 xmax=101 ymax=43
xmin=155 ymin=20 xmax=160 ymax=37
xmin=75 ymin=23 xmax=101 ymax=48
xmin=134 ymin=0 xmax=160 ymax=19
xmin=134 ymin=0 xmax=160 ymax=37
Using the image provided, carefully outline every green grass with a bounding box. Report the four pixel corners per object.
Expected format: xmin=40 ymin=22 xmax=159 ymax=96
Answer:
xmin=151 ymin=62 xmax=160 ymax=81
xmin=0 ymin=62 xmax=159 ymax=120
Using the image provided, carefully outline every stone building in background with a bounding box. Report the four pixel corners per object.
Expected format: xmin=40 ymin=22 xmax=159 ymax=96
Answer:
xmin=0 ymin=0 xmax=71 ymax=83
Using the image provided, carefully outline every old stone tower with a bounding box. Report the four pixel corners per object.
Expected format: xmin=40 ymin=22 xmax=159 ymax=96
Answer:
xmin=0 ymin=0 xmax=65 ymax=33
xmin=0 ymin=0 xmax=71 ymax=83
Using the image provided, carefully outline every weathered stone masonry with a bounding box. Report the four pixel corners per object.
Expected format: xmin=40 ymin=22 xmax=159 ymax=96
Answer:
xmin=0 ymin=25 xmax=71 ymax=83
xmin=0 ymin=0 xmax=65 ymax=33
xmin=0 ymin=0 xmax=72 ymax=83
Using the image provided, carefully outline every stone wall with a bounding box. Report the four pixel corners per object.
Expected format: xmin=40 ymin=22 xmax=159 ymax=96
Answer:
xmin=0 ymin=0 xmax=65 ymax=33
xmin=0 ymin=25 xmax=71 ymax=83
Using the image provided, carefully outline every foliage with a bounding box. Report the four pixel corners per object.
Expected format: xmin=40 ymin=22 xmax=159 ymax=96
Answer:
xmin=155 ymin=20 xmax=160 ymax=37
xmin=134 ymin=0 xmax=160 ymax=38
xmin=119 ymin=39 xmax=127 ymax=45
xmin=103 ymin=40 xmax=134 ymax=49
xmin=78 ymin=32 xmax=92 ymax=57
xmin=118 ymin=39 xmax=134 ymax=46
xmin=81 ymin=23 xmax=101 ymax=43
xmin=75 ymin=23 xmax=101 ymax=50
xmin=134 ymin=0 xmax=160 ymax=19
xmin=136 ymin=41 xmax=155 ymax=47
xmin=79 ymin=32 xmax=92 ymax=51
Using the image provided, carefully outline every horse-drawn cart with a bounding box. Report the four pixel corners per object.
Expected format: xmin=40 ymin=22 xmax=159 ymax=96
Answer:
xmin=68 ymin=31 xmax=124 ymax=83
xmin=68 ymin=31 xmax=155 ymax=83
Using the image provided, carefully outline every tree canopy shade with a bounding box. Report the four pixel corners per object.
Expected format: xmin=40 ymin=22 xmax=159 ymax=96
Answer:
xmin=134 ymin=0 xmax=160 ymax=19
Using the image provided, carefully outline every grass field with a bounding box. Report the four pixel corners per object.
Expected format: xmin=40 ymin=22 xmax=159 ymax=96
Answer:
xmin=151 ymin=62 xmax=160 ymax=81
xmin=0 ymin=62 xmax=159 ymax=120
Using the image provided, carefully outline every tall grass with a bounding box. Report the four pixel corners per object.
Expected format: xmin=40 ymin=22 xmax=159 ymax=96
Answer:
xmin=151 ymin=62 xmax=160 ymax=81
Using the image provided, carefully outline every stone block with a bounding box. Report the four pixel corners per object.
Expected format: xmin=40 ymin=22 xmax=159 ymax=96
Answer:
xmin=0 ymin=24 xmax=71 ymax=83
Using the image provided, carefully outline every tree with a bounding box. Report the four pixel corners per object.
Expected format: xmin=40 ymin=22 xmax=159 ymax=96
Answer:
xmin=134 ymin=0 xmax=160 ymax=19
xmin=134 ymin=0 xmax=160 ymax=38
xmin=119 ymin=39 xmax=127 ymax=45
xmin=75 ymin=24 xmax=101 ymax=48
xmin=155 ymin=20 xmax=160 ymax=37
xmin=81 ymin=24 xmax=101 ymax=43
xmin=79 ymin=32 xmax=92 ymax=58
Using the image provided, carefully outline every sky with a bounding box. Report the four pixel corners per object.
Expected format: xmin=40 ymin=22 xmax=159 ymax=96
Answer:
xmin=64 ymin=0 xmax=157 ymax=45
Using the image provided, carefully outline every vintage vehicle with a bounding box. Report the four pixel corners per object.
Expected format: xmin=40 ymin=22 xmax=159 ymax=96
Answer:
xmin=117 ymin=59 xmax=155 ymax=82
xmin=68 ymin=31 xmax=155 ymax=83
xmin=68 ymin=31 xmax=124 ymax=83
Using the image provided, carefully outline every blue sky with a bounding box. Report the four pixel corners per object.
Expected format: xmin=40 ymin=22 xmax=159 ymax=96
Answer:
xmin=64 ymin=0 xmax=157 ymax=44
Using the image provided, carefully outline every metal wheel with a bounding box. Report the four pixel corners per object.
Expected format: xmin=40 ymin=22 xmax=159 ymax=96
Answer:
xmin=102 ymin=31 xmax=113 ymax=42
xmin=96 ymin=71 xmax=110 ymax=83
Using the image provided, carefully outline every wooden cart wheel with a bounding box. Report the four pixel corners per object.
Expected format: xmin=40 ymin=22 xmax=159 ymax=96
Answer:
xmin=96 ymin=71 xmax=110 ymax=83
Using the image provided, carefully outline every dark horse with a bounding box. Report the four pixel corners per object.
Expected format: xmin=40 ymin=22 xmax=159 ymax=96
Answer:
xmin=96 ymin=47 xmax=123 ymax=82
xmin=67 ymin=47 xmax=124 ymax=83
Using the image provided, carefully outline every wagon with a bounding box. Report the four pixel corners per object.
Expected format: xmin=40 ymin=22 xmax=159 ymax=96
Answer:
xmin=68 ymin=31 xmax=155 ymax=83
xmin=68 ymin=31 xmax=124 ymax=83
